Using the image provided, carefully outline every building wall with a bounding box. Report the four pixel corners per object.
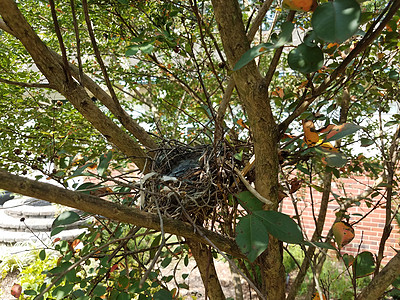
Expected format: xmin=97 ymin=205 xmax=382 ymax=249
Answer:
xmin=280 ymin=175 xmax=400 ymax=264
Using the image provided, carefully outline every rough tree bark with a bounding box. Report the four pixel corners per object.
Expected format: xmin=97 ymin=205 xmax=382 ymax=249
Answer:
xmin=187 ymin=240 xmax=226 ymax=300
xmin=211 ymin=0 xmax=285 ymax=297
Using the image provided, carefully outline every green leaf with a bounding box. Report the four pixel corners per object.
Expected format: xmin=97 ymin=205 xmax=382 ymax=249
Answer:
xmin=324 ymin=123 xmax=363 ymax=142
xmin=76 ymin=182 xmax=99 ymax=194
xmin=317 ymin=147 xmax=348 ymax=168
xmin=51 ymin=226 xmax=65 ymax=237
xmin=233 ymin=22 xmax=294 ymax=71
xmin=361 ymin=137 xmax=374 ymax=147
xmin=392 ymin=276 xmax=400 ymax=289
xmin=117 ymin=292 xmax=131 ymax=300
xmin=52 ymin=284 xmax=74 ymax=300
xmin=254 ymin=211 xmax=304 ymax=244
xmin=236 ymin=215 xmax=269 ymax=262
xmin=52 ymin=211 xmax=80 ymax=228
xmin=354 ymin=251 xmax=375 ymax=278
xmin=312 ymin=0 xmax=361 ymax=43
xmin=288 ymin=43 xmax=324 ymax=74
xmin=24 ymin=289 xmax=38 ymax=296
xmin=304 ymin=241 xmax=336 ymax=250
xmin=234 ymin=149 xmax=244 ymax=161
xmin=342 ymin=253 xmax=355 ymax=267
xmin=389 ymin=69 xmax=399 ymax=81
xmin=72 ymin=162 xmax=95 ymax=177
xmin=39 ymin=249 xmax=46 ymax=261
xmin=92 ymin=284 xmax=107 ymax=297
xmin=153 ymin=289 xmax=172 ymax=300
xmin=117 ymin=0 xmax=129 ymax=4
xmin=236 ymin=191 xmax=264 ymax=212
xmin=97 ymin=151 xmax=112 ymax=177
xmin=161 ymin=256 xmax=172 ymax=268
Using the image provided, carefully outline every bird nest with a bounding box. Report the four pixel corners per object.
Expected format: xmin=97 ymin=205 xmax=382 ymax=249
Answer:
xmin=140 ymin=141 xmax=251 ymax=222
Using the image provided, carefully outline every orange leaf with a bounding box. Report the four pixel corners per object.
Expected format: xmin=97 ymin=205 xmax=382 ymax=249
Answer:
xmin=302 ymin=120 xmax=319 ymax=147
xmin=274 ymin=87 xmax=284 ymax=98
xmin=332 ymin=221 xmax=355 ymax=249
xmin=312 ymin=292 xmax=327 ymax=300
xmin=327 ymin=43 xmax=339 ymax=49
xmin=237 ymin=118 xmax=249 ymax=129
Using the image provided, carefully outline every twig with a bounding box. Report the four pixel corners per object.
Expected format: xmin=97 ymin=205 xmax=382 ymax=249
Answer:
xmin=0 ymin=77 xmax=54 ymax=89
xmin=82 ymin=0 xmax=119 ymax=105
xmin=34 ymin=235 xmax=131 ymax=299
xmin=69 ymin=0 xmax=84 ymax=86
xmin=139 ymin=198 xmax=166 ymax=287
xmin=233 ymin=166 xmax=274 ymax=207
xmin=48 ymin=0 xmax=72 ymax=81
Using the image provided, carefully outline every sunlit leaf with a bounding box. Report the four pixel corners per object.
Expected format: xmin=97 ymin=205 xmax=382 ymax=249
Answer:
xmin=52 ymin=211 xmax=80 ymax=228
xmin=303 ymin=120 xmax=320 ymax=147
xmin=323 ymin=123 xmax=363 ymax=142
xmin=312 ymin=0 xmax=361 ymax=43
xmin=282 ymin=0 xmax=318 ymax=12
xmin=288 ymin=43 xmax=324 ymax=74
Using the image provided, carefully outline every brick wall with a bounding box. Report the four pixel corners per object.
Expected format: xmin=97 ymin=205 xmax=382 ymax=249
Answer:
xmin=280 ymin=175 xmax=400 ymax=264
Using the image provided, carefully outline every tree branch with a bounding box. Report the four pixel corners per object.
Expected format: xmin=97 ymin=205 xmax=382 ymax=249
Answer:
xmin=0 ymin=169 xmax=243 ymax=259
xmin=0 ymin=77 xmax=55 ymax=89
xmin=358 ymin=251 xmax=400 ymax=300
xmin=0 ymin=0 xmax=155 ymax=170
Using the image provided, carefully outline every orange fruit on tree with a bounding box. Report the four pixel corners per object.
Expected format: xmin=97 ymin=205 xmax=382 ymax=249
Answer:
xmin=282 ymin=0 xmax=318 ymax=12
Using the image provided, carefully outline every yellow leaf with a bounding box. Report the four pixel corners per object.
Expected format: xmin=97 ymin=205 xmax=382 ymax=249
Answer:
xmin=302 ymin=120 xmax=319 ymax=147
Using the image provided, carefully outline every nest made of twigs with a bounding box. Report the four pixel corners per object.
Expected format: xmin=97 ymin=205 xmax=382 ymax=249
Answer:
xmin=141 ymin=141 xmax=251 ymax=222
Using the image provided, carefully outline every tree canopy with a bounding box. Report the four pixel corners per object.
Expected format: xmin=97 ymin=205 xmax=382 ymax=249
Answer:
xmin=1 ymin=0 xmax=400 ymax=299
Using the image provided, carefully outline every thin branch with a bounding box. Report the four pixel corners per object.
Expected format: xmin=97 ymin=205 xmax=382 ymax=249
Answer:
xmin=233 ymin=166 xmax=274 ymax=207
xmin=279 ymin=0 xmax=400 ymax=134
xmin=48 ymin=0 xmax=72 ymax=81
xmin=0 ymin=77 xmax=54 ymax=89
xmin=82 ymin=0 xmax=119 ymax=105
xmin=264 ymin=10 xmax=295 ymax=88
xmin=246 ymin=0 xmax=274 ymax=41
xmin=69 ymin=0 xmax=84 ymax=86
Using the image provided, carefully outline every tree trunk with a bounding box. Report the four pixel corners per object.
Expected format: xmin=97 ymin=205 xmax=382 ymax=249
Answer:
xmin=211 ymin=0 xmax=285 ymax=297
xmin=187 ymin=240 xmax=226 ymax=300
